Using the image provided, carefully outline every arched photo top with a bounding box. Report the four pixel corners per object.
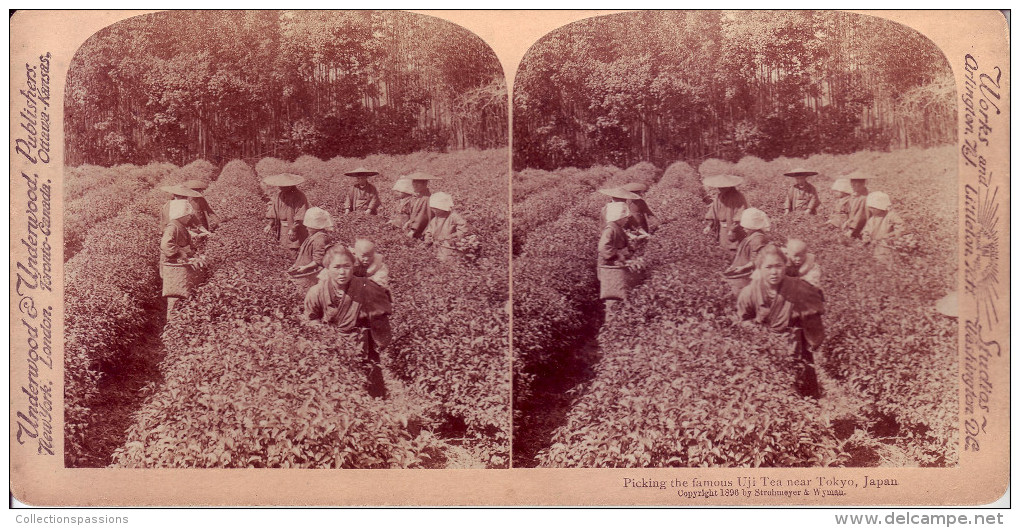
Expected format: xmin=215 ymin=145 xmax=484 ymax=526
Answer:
xmin=65 ymin=10 xmax=507 ymax=168
xmin=510 ymin=10 xmax=963 ymax=472
xmin=513 ymin=10 xmax=954 ymax=171
xmin=59 ymin=10 xmax=511 ymax=474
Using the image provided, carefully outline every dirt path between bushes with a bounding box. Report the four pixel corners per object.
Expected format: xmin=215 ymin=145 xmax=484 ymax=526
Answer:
xmin=71 ymin=317 xmax=167 ymax=467
xmin=512 ymin=311 xmax=604 ymax=468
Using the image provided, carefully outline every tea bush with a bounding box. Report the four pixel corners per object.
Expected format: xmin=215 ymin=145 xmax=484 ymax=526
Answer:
xmin=112 ymin=224 xmax=432 ymax=468
xmin=512 ymin=162 xmax=661 ymax=462
xmin=66 ymin=150 xmax=509 ymax=468
xmin=64 ymin=164 xmax=123 ymax=201
xmin=174 ymin=158 xmax=217 ymax=183
xmin=518 ymin=147 xmax=958 ymax=467
xmin=536 ymin=188 xmax=843 ymax=467
xmin=63 ymin=210 xmax=162 ymax=465
xmin=64 ymin=179 xmax=149 ymax=259
xmin=221 ymin=159 xmax=269 ymax=199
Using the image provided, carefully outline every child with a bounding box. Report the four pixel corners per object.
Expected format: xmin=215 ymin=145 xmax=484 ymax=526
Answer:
xmin=862 ymin=191 xmax=903 ymax=266
xmin=304 ymin=245 xmax=393 ymax=358
xmin=342 ymin=167 xmax=381 ymax=215
xmin=286 ymin=207 xmax=333 ymax=289
xmin=702 ymin=174 xmax=748 ymax=251
xmin=350 ymin=238 xmax=390 ymax=290
xmin=784 ymin=239 xmax=822 ymax=289
xmin=723 ymin=208 xmax=771 ymax=295
xmin=843 ymin=172 xmax=873 ymax=238
xmin=783 ymin=169 xmax=820 ymax=215
xmin=737 ymin=244 xmax=825 ymax=397
xmin=389 ymin=178 xmax=415 ymax=228
xmin=424 ymin=192 xmax=468 ymax=262
xmin=827 ymin=178 xmax=852 ymax=228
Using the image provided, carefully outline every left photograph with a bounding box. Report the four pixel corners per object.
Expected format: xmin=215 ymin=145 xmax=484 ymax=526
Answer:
xmin=63 ymin=10 xmax=509 ymax=468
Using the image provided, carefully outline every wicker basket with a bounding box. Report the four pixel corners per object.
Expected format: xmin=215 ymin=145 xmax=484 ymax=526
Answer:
xmin=286 ymin=268 xmax=321 ymax=289
xmin=162 ymin=262 xmax=195 ymax=298
xmin=598 ymin=265 xmax=640 ymax=301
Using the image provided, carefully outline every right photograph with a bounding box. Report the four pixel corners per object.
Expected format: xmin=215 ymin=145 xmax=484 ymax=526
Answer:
xmin=512 ymin=11 xmax=959 ymax=468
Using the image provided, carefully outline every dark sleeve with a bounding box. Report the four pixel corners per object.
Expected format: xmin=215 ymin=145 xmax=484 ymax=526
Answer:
xmin=311 ymin=237 xmax=328 ymax=266
xmin=750 ymin=235 xmax=768 ymax=258
xmin=597 ymin=229 xmax=615 ymax=262
xmin=295 ymin=192 xmax=309 ymax=221
xmin=410 ymin=199 xmax=431 ymax=236
xmin=304 ymin=285 xmax=325 ymax=321
xmin=348 ymin=277 xmax=393 ymax=318
xmin=808 ymin=186 xmax=820 ymax=213
xmin=160 ymin=225 xmax=181 ymax=258
xmin=736 ymin=286 xmax=756 ymax=321
xmin=367 ymin=185 xmax=380 ymax=211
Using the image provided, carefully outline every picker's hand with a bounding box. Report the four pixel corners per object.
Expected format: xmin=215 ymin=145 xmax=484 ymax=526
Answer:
xmin=263 ymin=224 xmax=272 ymax=234
xmin=702 ymin=225 xmax=711 ymax=235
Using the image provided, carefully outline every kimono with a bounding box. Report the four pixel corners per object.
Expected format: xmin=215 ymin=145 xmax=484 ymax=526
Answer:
xmin=424 ymin=211 xmax=468 ymax=262
xmin=598 ymin=222 xmax=629 ymax=267
xmin=786 ymin=254 xmax=823 ymax=289
xmin=160 ymin=219 xmax=194 ymax=266
xmin=266 ymin=188 xmax=309 ymax=250
xmin=344 ymin=182 xmax=380 ymax=214
xmin=406 ymin=191 xmax=432 ymax=238
xmin=353 ymin=253 xmax=390 ymax=290
xmin=828 ymin=195 xmax=851 ymax=228
xmin=737 ymin=276 xmax=825 ymax=354
xmin=390 ymin=195 xmax=414 ymax=228
xmin=725 ymin=231 xmax=769 ymax=294
xmin=289 ymin=231 xmax=331 ymax=288
xmin=304 ymin=276 xmax=393 ymax=353
xmin=737 ymin=276 xmax=825 ymax=397
xmin=293 ymin=231 xmax=330 ymax=269
xmin=597 ymin=222 xmax=632 ymax=301
xmin=862 ymin=210 xmax=903 ymax=266
xmin=845 ymin=190 xmax=870 ymax=238
xmin=784 ymin=182 xmax=820 ymax=214
xmin=705 ymin=188 xmax=748 ymax=251
xmin=160 ymin=219 xmax=195 ymax=299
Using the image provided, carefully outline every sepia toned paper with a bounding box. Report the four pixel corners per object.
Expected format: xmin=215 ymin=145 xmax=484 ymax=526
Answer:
xmin=9 ymin=9 xmax=1009 ymax=506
